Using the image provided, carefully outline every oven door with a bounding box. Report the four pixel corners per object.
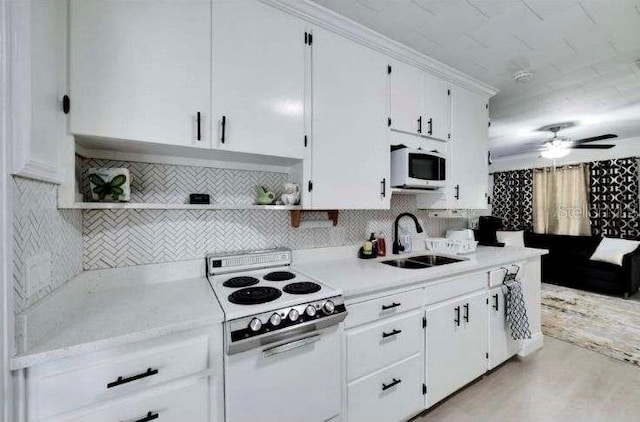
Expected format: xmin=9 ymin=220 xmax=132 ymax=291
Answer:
xmin=407 ymin=152 xmax=446 ymax=187
xmin=225 ymin=325 xmax=342 ymax=422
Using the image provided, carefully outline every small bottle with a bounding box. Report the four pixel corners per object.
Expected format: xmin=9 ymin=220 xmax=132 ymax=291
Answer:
xmin=377 ymin=233 xmax=386 ymax=257
xmin=363 ymin=236 xmax=373 ymax=256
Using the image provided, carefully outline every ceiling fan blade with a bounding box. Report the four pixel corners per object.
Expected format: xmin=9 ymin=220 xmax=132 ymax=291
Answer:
xmin=573 ymin=134 xmax=618 ymax=144
xmin=570 ymin=144 xmax=615 ymax=149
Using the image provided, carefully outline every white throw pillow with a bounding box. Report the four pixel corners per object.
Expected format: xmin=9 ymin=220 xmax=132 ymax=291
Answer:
xmin=496 ymin=230 xmax=525 ymax=247
xmin=590 ymin=237 xmax=640 ymax=266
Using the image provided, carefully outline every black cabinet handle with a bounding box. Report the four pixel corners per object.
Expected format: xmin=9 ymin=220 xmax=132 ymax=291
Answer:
xmin=417 ymin=116 xmax=422 ymax=133
xmin=454 ymin=184 xmax=460 ymax=200
xmin=381 ymin=178 xmax=386 ymax=197
xmin=454 ymin=306 xmax=460 ymax=326
xmin=382 ymin=302 xmax=401 ymax=310
xmin=121 ymin=412 xmax=159 ymax=422
xmin=382 ymin=329 xmax=402 ymax=338
xmin=221 ymin=115 xmax=226 ymax=143
xmin=463 ymin=303 xmax=469 ymax=322
xmin=196 ymin=111 xmax=201 ymax=141
xmin=382 ymin=378 xmax=401 ymax=391
xmin=427 ymin=118 xmax=433 ymax=135
xmin=493 ymin=294 xmax=499 ymax=311
xmin=107 ymin=368 xmax=158 ymax=389
xmin=62 ymin=95 xmax=70 ymax=114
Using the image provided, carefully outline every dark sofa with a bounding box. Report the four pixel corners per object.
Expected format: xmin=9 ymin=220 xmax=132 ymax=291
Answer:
xmin=524 ymin=232 xmax=640 ymax=298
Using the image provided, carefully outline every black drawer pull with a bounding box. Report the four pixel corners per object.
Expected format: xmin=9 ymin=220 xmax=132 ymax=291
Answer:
xmin=196 ymin=111 xmax=201 ymax=141
xmin=427 ymin=117 xmax=433 ymax=135
xmin=463 ymin=303 xmax=469 ymax=322
xmin=122 ymin=411 xmax=159 ymax=422
xmin=454 ymin=306 xmax=460 ymax=326
xmin=221 ymin=115 xmax=226 ymax=143
xmin=382 ymin=378 xmax=402 ymax=391
xmin=382 ymin=329 xmax=402 ymax=338
xmin=493 ymin=294 xmax=499 ymax=311
xmin=107 ymin=368 xmax=158 ymax=389
xmin=417 ymin=116 xmax=422 ymax=133
xmin=381 ymin=302 xmax=401 ymax=310
xmin=381 ymin=178 xmax=386 ymax=197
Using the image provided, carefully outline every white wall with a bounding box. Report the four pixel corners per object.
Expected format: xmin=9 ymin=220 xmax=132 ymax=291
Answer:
xmin=0 ymin=0 xmax=13 ymax=417
xmin=489 ymin=136 xmax=640 ymax=173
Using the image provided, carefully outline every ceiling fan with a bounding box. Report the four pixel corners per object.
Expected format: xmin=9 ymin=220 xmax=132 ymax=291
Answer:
xmin=528 ymin=122 xmax=617 ymax=159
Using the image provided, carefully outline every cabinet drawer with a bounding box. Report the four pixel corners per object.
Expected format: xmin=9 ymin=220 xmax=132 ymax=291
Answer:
xmin=32 ymin=336 xmax=208 ymax=419
xmin=53 ymin=378 xmax=208 ymax=422
xmin=346 ymin=289 xmax=422 ymax=329
xmin=425 ymin=273 xmax=486 ymax=305
xmin=347 ymin=310 xmax=423 ymax=381
xmin=347 ymin=354 xmax=424 ymax=422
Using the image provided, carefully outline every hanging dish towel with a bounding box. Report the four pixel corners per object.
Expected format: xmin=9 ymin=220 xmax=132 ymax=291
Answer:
xmin=502 ymin=280 xmax=532 ymax=340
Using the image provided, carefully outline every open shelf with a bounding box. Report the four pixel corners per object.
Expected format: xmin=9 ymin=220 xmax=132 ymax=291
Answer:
xmin=391 ymin=188 xmax=445 ymax=195
xmin=61 ymin=202 xmax=303 ymax=211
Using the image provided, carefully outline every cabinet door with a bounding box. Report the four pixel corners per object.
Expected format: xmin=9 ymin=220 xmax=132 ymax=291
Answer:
xmin=422 ymin=73 xmax=450 ymax=142
xmin=212 ymin=0 xmax=305 ymax=159
xmin=70 ymin=0 xmax=211 ymax=148
xmin=425 ymin=291 xmax=488 ymax=407
xmin=488 ymin=286 xmax=521 ymax=369
xmin=389 ymin=61 xmax=423 ymax=135
xmin=425 ymin=298 xmax=465 ymax=407
xmin=449 ymin=86 xmax=489 ymax=209
xmin=310 ymin=27 xmax=389 ymax=209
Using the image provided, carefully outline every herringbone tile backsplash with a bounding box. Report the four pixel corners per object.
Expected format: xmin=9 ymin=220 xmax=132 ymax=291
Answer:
xmin=81 ymin=159 xmax=467 ymax=270
xmin=13 ymin=177 xmax=83 ymax=313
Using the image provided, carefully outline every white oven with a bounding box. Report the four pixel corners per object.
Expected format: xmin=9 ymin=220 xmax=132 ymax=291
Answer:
xmin=391 ymin=147 xmax=446 ymax=189
xmin=225 ymin=325 xmax=342 ymax=422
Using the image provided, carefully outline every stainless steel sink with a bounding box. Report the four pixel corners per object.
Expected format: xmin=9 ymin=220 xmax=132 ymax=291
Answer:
xmin=381 ymin=254 xmax=465 ymax=269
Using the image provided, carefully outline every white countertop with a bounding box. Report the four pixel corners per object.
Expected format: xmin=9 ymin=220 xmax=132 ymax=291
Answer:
xmin=293 ymin=246 xmax=548 ymax=300
xmin=11 ymin=259 xmax=224 ymax=370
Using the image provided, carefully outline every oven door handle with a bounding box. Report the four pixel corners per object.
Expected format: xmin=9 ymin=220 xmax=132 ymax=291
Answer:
xmin=262 ymin=335 xmax=321 ymax=358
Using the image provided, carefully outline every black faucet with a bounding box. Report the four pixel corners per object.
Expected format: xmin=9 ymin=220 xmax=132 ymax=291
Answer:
xmin=393 ymin=213 xmax=424 ymax=255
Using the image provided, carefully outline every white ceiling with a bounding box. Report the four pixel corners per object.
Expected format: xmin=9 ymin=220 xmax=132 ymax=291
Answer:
xmin=311 ymin=0 xmax=640 ymax=157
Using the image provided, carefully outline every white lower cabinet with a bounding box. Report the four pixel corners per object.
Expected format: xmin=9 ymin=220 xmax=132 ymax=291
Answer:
xmin=347 ymin=354 xmax=424 ymax=422
xmin=53 ymin=378 xmax=209 ymax=422
xmin=488 ymin=286 xmax=522 ymax=370
xmin=425 ymin=290 xmax=488 ymax=407
xmin=26 ymin=327 xmax=222 ymax=422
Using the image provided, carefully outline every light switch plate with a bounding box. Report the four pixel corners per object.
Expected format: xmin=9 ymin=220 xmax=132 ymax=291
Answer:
xmin=25 ymin=252 xmax=52 ymax=298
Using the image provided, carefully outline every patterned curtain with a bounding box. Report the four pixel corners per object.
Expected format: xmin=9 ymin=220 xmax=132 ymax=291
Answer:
xmin=589 ymin=157 xmax=640 ymax=239
xmin=492 ymin=169 xmax=533 ymax=231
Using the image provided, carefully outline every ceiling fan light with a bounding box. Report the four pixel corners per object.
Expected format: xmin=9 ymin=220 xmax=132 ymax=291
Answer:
xmin=541 ymin=148 xmax=571 ymax=159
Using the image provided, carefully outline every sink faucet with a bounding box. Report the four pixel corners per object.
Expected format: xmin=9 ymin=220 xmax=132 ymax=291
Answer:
xmin=393 ymin=213 xmax=424 ymax=255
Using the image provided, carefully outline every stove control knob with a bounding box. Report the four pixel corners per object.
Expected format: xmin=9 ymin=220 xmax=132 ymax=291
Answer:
xmin=249 ymin=318 xmax=262 ymax=332
xmin=288 ymin=309 xmax=300 ymax=322
xmin=305 ymin=305 xmax=317 ymax=318
xmin=269 ymin=313 xmax=282 ymax=327
xmin=323 ymin=300 xmax=335 ymax=315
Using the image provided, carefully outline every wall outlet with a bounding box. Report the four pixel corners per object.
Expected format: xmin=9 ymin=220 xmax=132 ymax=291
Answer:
xmin=25 ymin=252 xmax=52 ymax=298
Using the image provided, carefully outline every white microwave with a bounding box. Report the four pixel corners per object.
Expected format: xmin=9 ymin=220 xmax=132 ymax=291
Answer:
xmin=390 ymin=147 xmax=446 ymax=189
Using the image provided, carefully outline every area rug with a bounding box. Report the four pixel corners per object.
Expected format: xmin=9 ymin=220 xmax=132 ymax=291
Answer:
xmin=541 ymin=283 xmax=640 ymax=367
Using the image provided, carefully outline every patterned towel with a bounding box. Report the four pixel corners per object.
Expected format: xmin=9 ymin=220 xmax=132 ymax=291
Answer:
xmin=502 ymin=280 xmax=532 ymax=340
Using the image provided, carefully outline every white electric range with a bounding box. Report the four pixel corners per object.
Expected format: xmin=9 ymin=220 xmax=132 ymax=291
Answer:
xmin=206 ymin=248 xmax=346 ymax=422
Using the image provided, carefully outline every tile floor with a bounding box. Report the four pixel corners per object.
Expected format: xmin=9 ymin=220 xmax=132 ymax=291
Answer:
xmin=414 ymin=336 xmax=640 ymax=422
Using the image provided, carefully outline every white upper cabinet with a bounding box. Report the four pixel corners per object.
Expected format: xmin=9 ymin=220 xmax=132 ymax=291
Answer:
xmin=389 ymin=61 xmax=450 ymax=142
xmin=10 ymin=0 xmax=67 ymax=184
xmin=388 ymin=61 xmax=423 ymax=136
xmin=309 ymin=27 xmax=390 ymax=209
xmin=422 ymin=73 xmax=450 ymax=142
xmin=211 ymin=0 xmax=305 ymax=159
xmin=69 ymin=0 xmax=211 ymax=148
xmin=449 ymin=86 xmax=489 ymax=209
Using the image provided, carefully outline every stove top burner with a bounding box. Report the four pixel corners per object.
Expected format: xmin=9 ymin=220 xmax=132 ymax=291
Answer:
xmin=263 ymin=271 xmax=296 ymax=282
xmin=223 ymin=276 xmax=260 ymax=288
xmin=228 ymin=287 xmax=282 ymax=305
xmin=283 ymin=282 xmax=322 ymax=295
